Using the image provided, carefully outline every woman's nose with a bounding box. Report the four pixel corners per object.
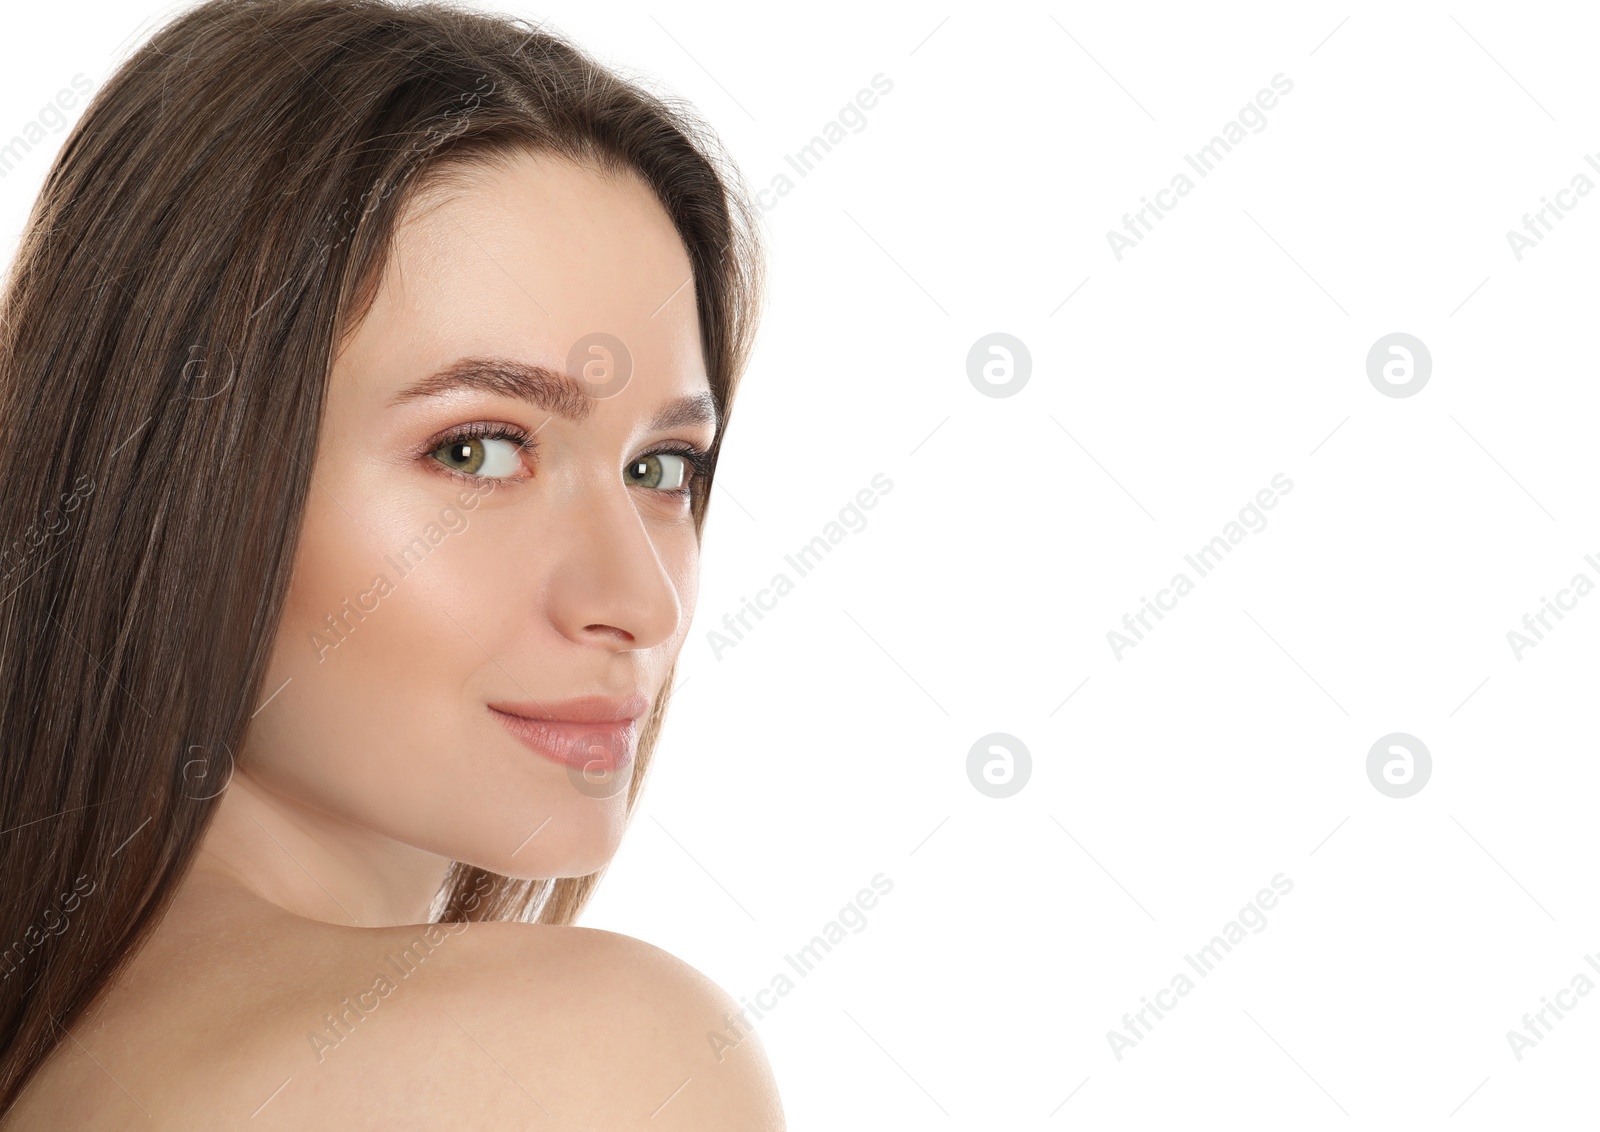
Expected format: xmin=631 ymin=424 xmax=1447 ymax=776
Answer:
xmin=542 ymin=477 xmax=683 ymax=650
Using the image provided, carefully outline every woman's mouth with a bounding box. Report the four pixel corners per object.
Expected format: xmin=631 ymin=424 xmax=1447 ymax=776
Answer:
xmin=487 ymin=701 xmax=642 ymax=772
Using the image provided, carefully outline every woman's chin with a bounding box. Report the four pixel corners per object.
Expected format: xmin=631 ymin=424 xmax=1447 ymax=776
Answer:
xmin=480 ymin=804 xmax=628 ymax=880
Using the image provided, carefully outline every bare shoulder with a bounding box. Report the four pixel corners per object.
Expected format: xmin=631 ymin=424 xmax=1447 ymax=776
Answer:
xmin=3 ymin=897 xmax=783 ymax=1131
xmin=423 ymin=921 xmax=786 ymax=1128
xmin=274 ymin=920 xmax=787 ymax=1129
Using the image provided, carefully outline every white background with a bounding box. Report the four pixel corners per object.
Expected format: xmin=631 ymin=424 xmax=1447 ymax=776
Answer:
xmin=6 ymin=1 xmax=1600 ymax=1128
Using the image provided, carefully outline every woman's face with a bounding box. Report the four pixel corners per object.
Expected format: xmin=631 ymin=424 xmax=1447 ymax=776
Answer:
xmin=242 ymin=151 xmax=712 ymax=880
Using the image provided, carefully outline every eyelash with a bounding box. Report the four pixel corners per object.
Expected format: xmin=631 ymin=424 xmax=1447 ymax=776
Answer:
xmin=423 ymin=421 xmax=712 ymax=500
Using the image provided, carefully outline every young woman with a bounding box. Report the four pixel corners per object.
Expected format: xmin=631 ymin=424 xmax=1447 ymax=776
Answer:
xmin=0 ymin=1 xmax=780 ymax=1126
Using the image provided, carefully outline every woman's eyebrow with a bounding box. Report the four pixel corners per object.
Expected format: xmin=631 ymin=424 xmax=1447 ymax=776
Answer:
xmin=647 ymin=389 xmax=717 ymax=432
xmin=389 ymin=356 xmax=594 ymax=420
xmin=388 ymin=355 xmax=717 ymax=432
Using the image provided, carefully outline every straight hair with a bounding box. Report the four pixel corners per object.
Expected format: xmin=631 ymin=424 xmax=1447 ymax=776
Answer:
xmin=0 ymin=0 xmax=764 ymax=1114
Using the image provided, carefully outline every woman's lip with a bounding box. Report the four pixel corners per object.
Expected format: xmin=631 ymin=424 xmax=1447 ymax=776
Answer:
xmin=487 ymin=693 xmax=648 ymax=723
xmin=489 ymin=707 xmax=637 ymax=772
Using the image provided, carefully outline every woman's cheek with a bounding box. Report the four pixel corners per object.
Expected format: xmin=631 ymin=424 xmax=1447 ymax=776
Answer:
xmin=665 ymin=544 xmax=698 ymax=647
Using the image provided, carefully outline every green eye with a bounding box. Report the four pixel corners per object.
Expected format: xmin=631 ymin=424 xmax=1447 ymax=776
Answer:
xmin=429 ymin=425 xmax=529 ymax=480
xmin=626 ymin=452 xmax=690 ymax=492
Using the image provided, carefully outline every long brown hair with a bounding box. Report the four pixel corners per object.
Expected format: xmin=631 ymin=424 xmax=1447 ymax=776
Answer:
xmin=0 ymin=0 xmax=764 ymax=1114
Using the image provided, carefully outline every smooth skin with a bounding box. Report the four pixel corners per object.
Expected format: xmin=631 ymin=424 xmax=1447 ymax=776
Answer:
xmin=6 ymin=151 xmax=782 ymax=1130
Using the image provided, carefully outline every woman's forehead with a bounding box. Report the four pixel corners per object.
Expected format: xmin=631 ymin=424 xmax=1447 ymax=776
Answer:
xmin=337 ymin=151 xmax=706 ymax=406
